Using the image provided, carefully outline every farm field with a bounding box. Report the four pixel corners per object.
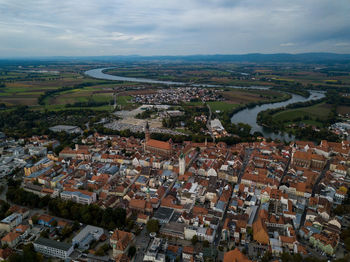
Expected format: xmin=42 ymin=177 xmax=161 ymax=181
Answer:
xmin=0 ymin=60 xmax=348 ymax=119
xmin=272 ymin=102 xmax=332 ymax=127
xmin=221 ymin=89 xmax=288 ymax=105
xmin=0 ymin=66 xmax=148 ymax=111
xmin=337 ymin=105 xmax=350 ymax=116
xmin=104 ymin=62 xmax=350 ymax=90
xmin=184 ymin=89 xmax=289 ymax=113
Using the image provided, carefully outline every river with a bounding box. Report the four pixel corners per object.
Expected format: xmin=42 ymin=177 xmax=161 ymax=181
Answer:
xmin=231 ymin=91 xmax=325 ymax=141
xmin=85 ymin=68 xmax=268 ymax=89
xmin=85 ymin=68 xmax=325 ymax=141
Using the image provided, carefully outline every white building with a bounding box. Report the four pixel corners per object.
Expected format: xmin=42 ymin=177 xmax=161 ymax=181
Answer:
xmin=0 ymin=213 xmax=22 ymax=232
xmin=60 ymin=189 xmax=96 ymax=205
xmin=72 ymin=225 xmax=104 ymax=250
xmin=49 ymin=125 xmax=82 ymax=134
xmin=34 ymin=237 xmax=73 ymax=259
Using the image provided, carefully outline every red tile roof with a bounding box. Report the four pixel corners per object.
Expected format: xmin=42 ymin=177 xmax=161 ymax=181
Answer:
xmin=146 ymin=139 xmax=171 ymax=150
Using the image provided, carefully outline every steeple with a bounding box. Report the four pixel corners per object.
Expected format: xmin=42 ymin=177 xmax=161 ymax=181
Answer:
xmin=179 ymin=152 xmax=185 ymax=176
xmin=144 ymin=121 xmax=150 ymax=142
xmin=147 ymin=186 xmax=150 ymax=201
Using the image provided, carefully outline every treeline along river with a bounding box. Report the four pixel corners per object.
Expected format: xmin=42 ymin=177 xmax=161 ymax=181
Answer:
xmin=85 ymin=68 xmax=325 ymax=141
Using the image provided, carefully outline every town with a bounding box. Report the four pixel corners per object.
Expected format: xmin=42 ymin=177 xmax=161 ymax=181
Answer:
xmin=0 ymin=122 xmax=349 ymax=262
xmin=132 ymin=87 xmax=223 ymax=105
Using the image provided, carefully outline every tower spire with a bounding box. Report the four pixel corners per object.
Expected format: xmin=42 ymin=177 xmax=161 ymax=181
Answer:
xmin=144 ymin=121 xmax=150 ymax=142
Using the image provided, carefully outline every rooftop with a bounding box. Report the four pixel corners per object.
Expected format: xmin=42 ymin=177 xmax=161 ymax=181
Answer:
xmin=34 ymin=237 xmax=72 ymax=251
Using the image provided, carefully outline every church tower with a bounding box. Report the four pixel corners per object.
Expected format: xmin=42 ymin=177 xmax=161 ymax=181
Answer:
xmin=179 ymin=152 xmax=185 ymax=176
xmin=144 ymin=121 xmax=150 ymax=142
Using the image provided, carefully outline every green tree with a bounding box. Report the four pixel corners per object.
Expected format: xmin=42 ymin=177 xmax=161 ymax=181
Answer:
xmin=128 ymin=246 xmax=137 ymax=258
xmin=191 ymin=235 xmax=198 ymax=246
xmin=146 ymin=219 xmax=159 ymax=233
xmin=202 ymin=240 xmax=209 ymax=248
xmin=8 ymin=243 xmax=43 ymax=262
xmin=40 ymin=229 xmax=49 ymax=238
xmin=345 ymin=237 xmax=350 ymax=251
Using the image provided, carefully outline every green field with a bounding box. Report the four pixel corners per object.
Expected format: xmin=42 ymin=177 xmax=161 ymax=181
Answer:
xmin=273 ymin=102 xmax=332 ymax=127
xmin=185 ymin=89 xmax=288 ymax=113
xmin=207 ymin=101 xmax=239 ymax=112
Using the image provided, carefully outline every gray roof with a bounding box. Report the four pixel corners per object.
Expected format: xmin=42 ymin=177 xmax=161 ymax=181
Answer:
xmin=72 ymin=225 xmax=103 ymax=247
xmin=34 ymin=237 xmax=72 ymax=251
xmin=153 ymin=207 xmax=174 ymax=222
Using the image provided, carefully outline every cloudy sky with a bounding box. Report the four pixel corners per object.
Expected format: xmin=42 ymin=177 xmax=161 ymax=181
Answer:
xmin=0 ymin=0 xmax=349 ymax=56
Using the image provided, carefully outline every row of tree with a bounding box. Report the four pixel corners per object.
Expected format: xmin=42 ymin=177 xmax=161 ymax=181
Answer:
xmin=37 ymin=81 xmax=116 ymax=105
xmin=7 ymin=185 xmax=126 ymax=230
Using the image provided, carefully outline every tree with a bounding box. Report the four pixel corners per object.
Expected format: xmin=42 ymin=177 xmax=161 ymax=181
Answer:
xmin=128 ymin=246 xmax=137 ymax=258
xmin=261 ymin=251 xmax=273 ymax=262
xmin=339 ymin=186 xmax=348 ymax=194
xmin=40 ymin=229 xmax=49 ymax=238
xmin=202 ymin=240 xmax=209 ymax=248
xmin=8 ymin=243 xmax=43 ymax=262
xmin=146 ymin=219 xmax=159 ymax=233
xmin=60 ymin=225 xmax=73 ymax=240
xmin=191 ymin=235 xmax=198 ymax=246
xmin=345 ymin=237 xmax=350 ymax=251
xmin=31 ymin=215 xmax=39 ymax=225
xmin=95 ymin=243 xmax=110 ymax=256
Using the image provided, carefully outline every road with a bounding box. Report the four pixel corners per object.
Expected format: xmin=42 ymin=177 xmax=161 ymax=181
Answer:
xmin=278 ymin=157 xmax=291 ymax=187
xmin=134 ymin=227 xmax=151 ymax=262
xmin=210 ymin=148 xmax=254 ymax=260
xmin=0 ymin=179 xmax=7 ymax=201
xmin=237 ymin=148 xmax=253 ymax=184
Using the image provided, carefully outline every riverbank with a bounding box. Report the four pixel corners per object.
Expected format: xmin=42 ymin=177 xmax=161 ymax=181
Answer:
xmin=85 ymin=68 xmax=325 ymax=141
xmin=230 ymin=91 xmax=325 ymax=141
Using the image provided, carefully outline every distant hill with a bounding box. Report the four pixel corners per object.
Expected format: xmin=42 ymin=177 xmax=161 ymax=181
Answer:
xmin=2 ymin=53 xmax=350 ymax=64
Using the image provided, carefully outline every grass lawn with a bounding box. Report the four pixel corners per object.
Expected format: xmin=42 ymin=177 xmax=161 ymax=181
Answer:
xmin=175 ymin=128 xmax=192 ymax=135
xmin=116 ymin=95 xmax=132 ymax=106
xmin=185 ymin=101 xmax=205 ymax=106
xmin=116 ymin=95 xmax=138 ymax=110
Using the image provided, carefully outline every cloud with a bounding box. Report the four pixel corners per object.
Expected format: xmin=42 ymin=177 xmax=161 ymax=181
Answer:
xmin=335 ymin=42 xmax=350 ymax=47
xmin=0 ymin=0 xmax=349 ymax=56
xmin=280 ymin=43 xmax=296 ymax=47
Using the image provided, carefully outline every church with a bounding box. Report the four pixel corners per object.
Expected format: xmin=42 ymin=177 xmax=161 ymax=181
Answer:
xmin=144 ymin=122 xmax=173 ymax=157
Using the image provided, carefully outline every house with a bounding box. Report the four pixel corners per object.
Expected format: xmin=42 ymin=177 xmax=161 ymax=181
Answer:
xmin=143 ymin=237 xmax=166 ymax=262
xmin=280 ymin=236 xmax=297 ymax=251
xmin=252 ymin=211 xmax=269 ymax=245
xmin=7 ymin=206 xmax=30 ymax=219
xmin=292 ymin=151 xmax=326 ymax=169
xmin=37 ymin=214 xmax=55 ymax=227
xmin=182 ymin=246 xmax=194 ymax=262
xmin=110 ymin=230 xmax=135 ymax=257
xmin=309 ymin=233 xmax=339 ymax=255
xmin=136 ymin=213 xmax=149 ymax=224
xmin=223 ymin=248 xmax=252 ymax=262
xmin=14 ymin=224 xmax=30 ymax=239
xmin=1 ymin=232 xmax=21 ymax=248
xmin=0 ymin=248 xmax=12 ymax=261
xmin=0 ymin=213 xmax=22 ymax=232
